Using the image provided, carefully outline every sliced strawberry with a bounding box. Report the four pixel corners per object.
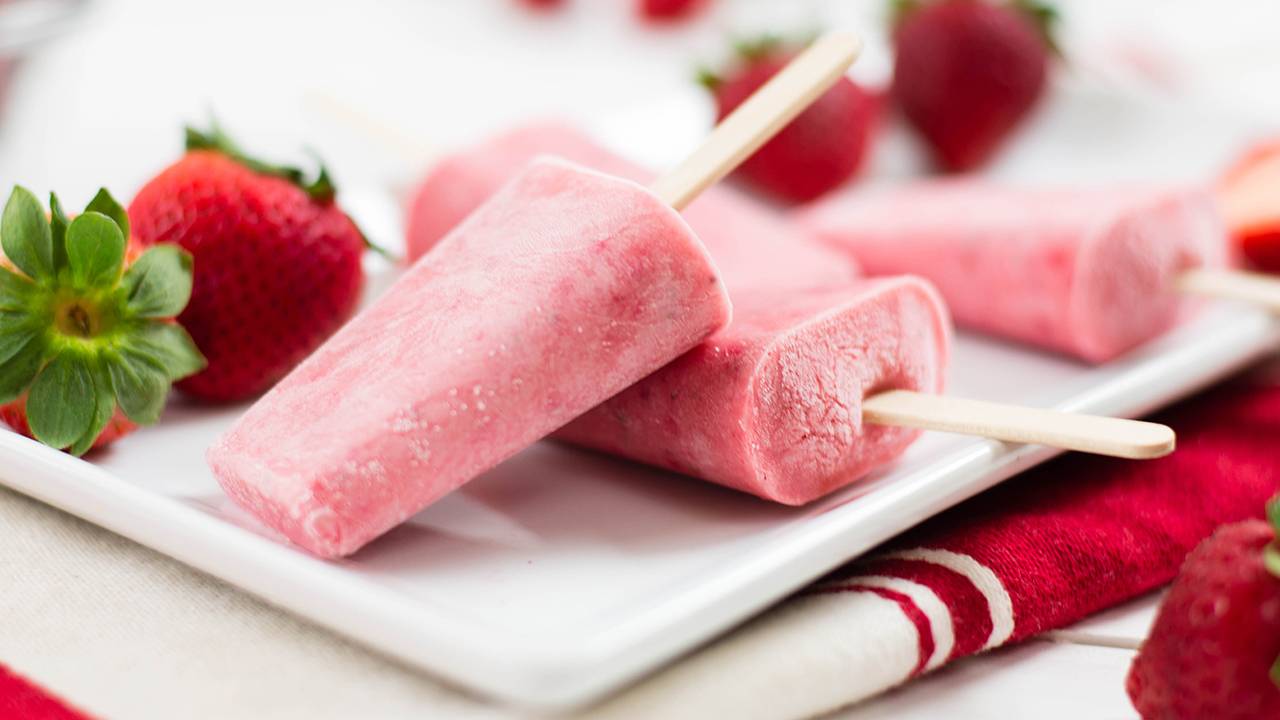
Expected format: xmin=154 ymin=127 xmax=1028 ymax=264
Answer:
xmin=1218 ymin=139 xmax=1280 ymax=273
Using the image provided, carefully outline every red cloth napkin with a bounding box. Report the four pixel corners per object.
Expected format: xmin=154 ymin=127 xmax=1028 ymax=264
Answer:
xmin=0 ymin=663 xmax=87 ymax=720
xmin=809 ymin=373 xmax=1280 ymax=684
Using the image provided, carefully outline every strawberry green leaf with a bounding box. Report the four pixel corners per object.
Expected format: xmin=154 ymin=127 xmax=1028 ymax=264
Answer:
xmin=185 ymin=122 xmax=341 ymax=203
xmin=1266 ymin=545 xmax=1280 ymax=579
xmin=0 ymin=306 xmax=36 ymax=351
xmin=695 ymin=65 xmax=721 ymax=91
xmin=0 ymin=331 xmax=45 ymax=404
xmin=0 ymin=313 xmax=38 ymax=365
xmin=124 ymin=321 xmax=206 ymax=381
xmin=49 ymin=193 xmax=70 ymax=273
xmin=106 ymin=350 xmax=168 ymax=424
xmin=1012 ymin=0 xmax=1061 ymax=57
xmin=1269 ymin=495 xmax=1280 ymax=534
xmin=1 ymin=186 xmax=53 ymax=280
xmin=66 ymin=212 xmax=125 ymax=289
xmin=1273 ymin=653 xmax=1280 ymax=691
xmin=889 ymin=0 xmax=921 ymax=29
xmin=121 ymin=245 xmax=194 ymax=318
xmin=67 ymin=359 xmax=114 ymax=457
xmin=26 ymin=352 xmax=95 ymax=449
xmin=84 ymin=187 xmax=130 ymax=241
xmin=0 ymin=266 xmax=35 ymax=310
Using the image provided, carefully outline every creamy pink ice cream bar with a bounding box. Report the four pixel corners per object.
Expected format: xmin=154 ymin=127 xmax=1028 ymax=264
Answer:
xmin=557 ymin=277 xmax=951 ymax=504
xmin=208 ymin=158 xmax=732 ymax=557
xmin=798 ymin=181 xmax=1225 ymax=362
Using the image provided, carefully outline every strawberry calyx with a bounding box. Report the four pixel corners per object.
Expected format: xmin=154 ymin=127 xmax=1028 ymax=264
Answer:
xmin=184 ymin=123 xmax=393 ymax=261
xmin=1011 ymin=0 xmax=1061 ymax=56
xmin=696 ymin=33 xmax=801 ymax=91
xmin=0 ymin=186 xmax=205 ymax=455
xmin=185 ymin=122 xmax=336 ymax=203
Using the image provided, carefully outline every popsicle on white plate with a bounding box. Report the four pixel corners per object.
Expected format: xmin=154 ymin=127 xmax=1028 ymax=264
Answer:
xmin=798 ymin=181 xmax=1229 ymax=362
xmin=405 ymin=121 xmax=860 ymax=293
xmin=557 ymin=277 xmax=950 ymax=505
xmin=208 ymin=31 xmax=868 ymax=557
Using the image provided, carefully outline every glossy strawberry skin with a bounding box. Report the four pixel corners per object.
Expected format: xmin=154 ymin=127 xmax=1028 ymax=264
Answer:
xmin=129 ymin=151 xmax=365 ymax=403
xmin=711 ymin=53 xmax=879 ymax=203
xmin=892 ymin=0 xmax=1048 ymax=171
xmin=1 ymin=395 xmax=136 ymax=451
xmin=1127 ymin=520 xmax=1280 ymax=720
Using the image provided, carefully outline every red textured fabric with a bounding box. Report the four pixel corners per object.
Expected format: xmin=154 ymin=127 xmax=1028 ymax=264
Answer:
xmin=812 ymin=372 xmax=1280 ymax=673
xmin=0 ymin=663 xmax=89 ymax=719
xmin=855 ymin=558 xmax=994 ymax=659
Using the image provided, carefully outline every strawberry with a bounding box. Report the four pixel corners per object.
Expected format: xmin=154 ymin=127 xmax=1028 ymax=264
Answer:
xmin=639 ymin=0 xmax=706 ymax=22
xmin=700 ymin=37 xmax=880 ymax=203
xmin=0 ymin=187 xmax=204 ymax=455
xmin=128 ymin=125 xmax=367 ymax=403
xmin=518 ymin=0 xmax=565 ymax=10
xmin=1218 ymin=139 xmax=1280 ymax=273
xmin=891 ymin=0 xmax=1056 ymax=171
xmin=1126 ymin=497 xmax=1280 ymax=719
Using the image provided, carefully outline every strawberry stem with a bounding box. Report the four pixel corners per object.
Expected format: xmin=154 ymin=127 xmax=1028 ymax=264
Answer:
xmin=185 ymin=122 xmax=336 ymax=203
xmin=1012 ymin=0 xmax=1062 ymax=57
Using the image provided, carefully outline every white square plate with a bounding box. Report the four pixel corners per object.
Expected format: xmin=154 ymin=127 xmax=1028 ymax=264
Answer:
xmin=1 ymin=76 xmax=1277 ymax=709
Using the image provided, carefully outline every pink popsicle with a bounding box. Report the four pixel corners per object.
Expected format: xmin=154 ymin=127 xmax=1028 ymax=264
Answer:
xmin=208 ymin=159 xmax=732 ymax=557
xmin=799 ymin=181 xmax=1225 ymax=362
xmin=405 ymin=122 xmax=860 ymax=292
xmin=557 ymin=277 xmax=951 ymax=504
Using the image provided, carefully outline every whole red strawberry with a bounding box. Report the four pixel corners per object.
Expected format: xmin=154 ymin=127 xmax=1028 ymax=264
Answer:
xmin=639 ymin=0 xmax=706 ymax=22
xmin=892 ymin=0 xmax=1055 ymax=171
xmin=701 ymin=37 xmax=880 ymax=203
xmin=1126 ymin=498 xmax=1280 ymax=720
xmin=0 ymin=187 xmax=203 ymax=455
xmin=129 ymin=125 xmax=367 ymax=403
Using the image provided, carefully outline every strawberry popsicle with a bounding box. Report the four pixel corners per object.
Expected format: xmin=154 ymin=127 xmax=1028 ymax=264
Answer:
xmin=799 ymin=181 xmax=1225 ymax=362
xmin=556 ymin=277 xmax=951 ymax=504
xmin=406 ymin=122 xmax=860 ymax=292
xmin=208 ymin=158 xmax=732 ymax=557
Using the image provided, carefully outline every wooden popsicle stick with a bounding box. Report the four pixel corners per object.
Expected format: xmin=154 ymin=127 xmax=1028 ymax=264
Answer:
xmin=862 ymin=390 xmax=1176 ymax=459
xmin=650 ymin=31 xmax=862 ymax=210
xmin=1175 ymin=267 xmax=1280 ymax=312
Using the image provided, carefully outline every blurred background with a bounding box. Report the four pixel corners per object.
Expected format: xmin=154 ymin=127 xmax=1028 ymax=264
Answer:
xmin=0 ymin=0 xmax=1276 ymax=243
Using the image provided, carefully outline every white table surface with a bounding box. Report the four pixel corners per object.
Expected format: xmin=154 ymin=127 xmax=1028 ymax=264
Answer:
xmin=1 ymin=1 xmax=1272 ymax=716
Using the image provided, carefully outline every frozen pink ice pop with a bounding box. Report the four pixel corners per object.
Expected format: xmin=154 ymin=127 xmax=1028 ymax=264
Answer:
xmin=208 ymin=158 xmax=732 ymax=557
xmin=799 ymin=181 xmax=1225 ymax=362
xmin=405 ymin=122 xmax=860 ymax=292
xmin=556 ymin=277 xmax=951 ymax=504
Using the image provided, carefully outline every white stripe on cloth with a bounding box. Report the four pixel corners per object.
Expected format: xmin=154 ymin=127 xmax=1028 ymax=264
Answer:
xmin=881 ymin=548 xmax=1016 ymax=649
xmin=844 ymin=575 xmax=955 ymax=670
